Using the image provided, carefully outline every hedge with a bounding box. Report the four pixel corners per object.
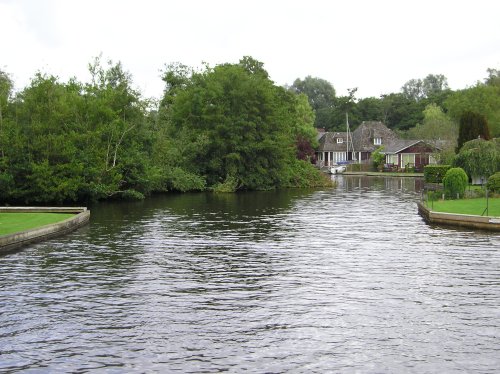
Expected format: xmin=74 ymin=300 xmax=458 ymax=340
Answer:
xmin=424 ymin=165 xmax=451 ymax=183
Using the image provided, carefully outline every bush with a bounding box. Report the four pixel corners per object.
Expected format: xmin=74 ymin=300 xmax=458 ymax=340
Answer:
xmin=443 ymin=167 xmax=468 ymax=199
xmin=424 ymin=165 xmax=451 ymax=183
xmin=486 ymin=172 xmax=500 ymax=193
xmin=212 ymin=175 xmax=239 ymax=193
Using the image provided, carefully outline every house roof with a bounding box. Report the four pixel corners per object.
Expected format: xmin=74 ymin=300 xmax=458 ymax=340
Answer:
xmin=383 ymin=139 xmax=422 ymax=154
xmin=317 ymin=132 xmax=348 ymax=152
xmin=351 ymin=121 xmax=398 ymax=152
xmin=383 ymin=139 xmax=442 ymax=154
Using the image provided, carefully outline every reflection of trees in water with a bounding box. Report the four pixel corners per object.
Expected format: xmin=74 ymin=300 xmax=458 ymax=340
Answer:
xmin=339 ymin=175 xmax=423 ymax=194
xmin=157 ymin=190 xmax=317 ymax=239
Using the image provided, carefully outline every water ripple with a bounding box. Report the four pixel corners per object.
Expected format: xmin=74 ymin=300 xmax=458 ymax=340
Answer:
xmin=1 ymin=176 xmax=499 ymax=373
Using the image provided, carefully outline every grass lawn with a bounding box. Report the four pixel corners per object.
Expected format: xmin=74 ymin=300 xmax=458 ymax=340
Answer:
xmin=428 ymin=198 xmax=500 ymax=217
xmin=0 ymin=213 xmax=75 ymax=236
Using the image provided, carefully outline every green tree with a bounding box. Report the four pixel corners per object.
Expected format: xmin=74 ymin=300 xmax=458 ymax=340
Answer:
xmin=290 ymin=76 xmax=336 ymax=111
xmin=380 ymin=93 xmax=424 ymax=130
xmin=456 ymin=111 xmax=491 ymax=151
xmin=454 ymin=138 xmax=499 ymax=182
xmin=445 ymin=84 xmax=500 ymax=137
xmin=422 ymin=74 xmax=449 ymax=97
xmin=0 ymin=70 xmax=13 ymax=158
xmin=407 ymin=104 xmax=457 ymax=141
xmin=0 ymin=58 xmax=158 ymax=204
xmin=485 ymin=68 xmax=500 ymax=87
xmin=402 ymin=74 xmax=449 ymax=101
xmin=290 ymin=76 xmax=337 ymax=129
xmin=162 ymin=57 xmax=329 ymax=191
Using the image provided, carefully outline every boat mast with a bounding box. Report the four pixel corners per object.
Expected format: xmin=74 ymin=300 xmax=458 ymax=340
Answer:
xmin=346 ymin=112 xmax=349 ymax=162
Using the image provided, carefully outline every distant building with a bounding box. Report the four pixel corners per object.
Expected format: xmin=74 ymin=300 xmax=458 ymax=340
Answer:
xmin=316 ymin=121 xmax=440 ymax=171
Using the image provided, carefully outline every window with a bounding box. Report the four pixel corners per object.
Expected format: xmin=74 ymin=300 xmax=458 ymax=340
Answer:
xmin=336 ymin=138 xmax=343 ymax=144
xmin=374 ymin=137 xmax=382 ymax=145
xmin=387 ymin=154 xmax=398 ymax=165
xmin=402 ymin=154 xmax=415 ymax=166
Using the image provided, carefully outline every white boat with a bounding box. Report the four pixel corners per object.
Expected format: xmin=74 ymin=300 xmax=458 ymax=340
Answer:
xmin=330 ymin=165 xmax=346 ymax=174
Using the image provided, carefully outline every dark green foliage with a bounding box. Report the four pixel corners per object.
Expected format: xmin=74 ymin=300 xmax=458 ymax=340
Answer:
xmin=281 ymin=159 xmax=333 ymax=188
xmin=0 ymin=60 xmax=161 ymax=204
xmin=424 ymin=165 xmax=451 ymax=183
xmin=445 ymin=84 xmax=500 ymax=137
xmin=443 ymin=167 xmax=468 ymax=199
xmin=454 ymin=138 xmax=499 ymax=180
xmin=162 ymin=57 xmax=330 ymax=191
xmin=486 ymin=172 xmax=500 ymax=193
xmin=457 ymin=111 xmax=491 ymax=151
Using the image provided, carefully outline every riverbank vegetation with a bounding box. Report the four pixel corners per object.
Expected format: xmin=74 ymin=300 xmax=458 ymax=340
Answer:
xmin=0 ymin=213 xmax=74 ymax=235
xmin=0 ymin=57 xmax=331 ymax=204
xmin=1 ymin=57 xmax=499 ymax=204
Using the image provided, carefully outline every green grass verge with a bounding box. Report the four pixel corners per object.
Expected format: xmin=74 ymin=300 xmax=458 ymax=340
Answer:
xmin=0 ymin=213 xmax=75 ymax=236
xmin=427 ymin=198 xmax=500 ymax=217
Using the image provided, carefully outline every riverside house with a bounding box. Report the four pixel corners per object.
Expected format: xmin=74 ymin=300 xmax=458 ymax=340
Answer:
xmin=316 ymin=121 xmax=439 ymax=171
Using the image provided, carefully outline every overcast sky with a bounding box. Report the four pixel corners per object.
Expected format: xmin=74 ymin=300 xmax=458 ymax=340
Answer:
xmin=1 ymin=0 xmax=500 ymax=99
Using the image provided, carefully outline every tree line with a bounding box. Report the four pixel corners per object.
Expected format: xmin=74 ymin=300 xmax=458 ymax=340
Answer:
xmin=290 ymin=70 xmax=500 ymax=139
xmin=1 ymin=57 xmax=499 ymax=205
xmin=0 ymin=57 xmax=329 ymax=205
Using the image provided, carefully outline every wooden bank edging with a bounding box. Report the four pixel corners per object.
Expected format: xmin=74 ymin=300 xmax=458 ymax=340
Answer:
xmin=0 ymin=207 xmax=90 ymax=254
xmin=417 ymin=202 xmax=500 ymax=231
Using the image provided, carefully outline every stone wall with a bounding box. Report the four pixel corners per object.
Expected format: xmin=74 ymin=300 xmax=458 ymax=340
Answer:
xmin=0 ymin=207 xmax=90 ymax=254
xmin=417 ymin=202 xmax=500 ymax=231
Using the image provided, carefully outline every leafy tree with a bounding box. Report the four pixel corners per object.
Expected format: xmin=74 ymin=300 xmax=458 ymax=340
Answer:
xmin=0 ymin=58 xmax=159 ymax=204
xmin=454 ymin=138 xmax=499 ymax=182
xmin=402 ymin=74 xmax=449 ymax=101
xmin=422 ymin=74 xmax=449 ymax=97
xmin=456 ymin=111 xmax=491 ymax=151
xmin=162 ymin=57 xmax=329 ymax=191
xmin=402 ymin=78 xmax=424 ymax=101
xmin=290 ymin=76 xmax=336 ymax=111
xmin=355 ymin=97 xmax=385 ymax=123
xmin=0 ymin=70 xmax=13 ymax=158
xmin=405 ymin=103 xmax=457 ymax=163
xmin=380 ymin=93 xmax=424 ymax=130
xmin=445 ymin=84 xmax=500 ymax=137
xmin=485 ymin=68 xmax=500 ymax=87
xmin=407 ymin=104 xmax=457 ymax=141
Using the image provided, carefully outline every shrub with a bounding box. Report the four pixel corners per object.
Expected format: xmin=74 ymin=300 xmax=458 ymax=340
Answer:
xmin=212 ymin=175 xmax=239 ymax=193
xmin=486 ymin=172 xmax=500 ymax=193
xmin=443 ymin=167 xmax=468 ymax=199
xmin=424 ymin=165 xmax=451 ymax=183
xmin=372 ymin=146 xmax=385 ymax=170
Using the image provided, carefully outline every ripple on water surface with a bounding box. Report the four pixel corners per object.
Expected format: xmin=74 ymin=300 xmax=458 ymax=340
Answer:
xmin=1 ymin=176 xmax=499 ymax=373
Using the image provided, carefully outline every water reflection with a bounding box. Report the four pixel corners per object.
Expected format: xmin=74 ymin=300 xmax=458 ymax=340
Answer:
xmin=1 ymin=176 xmax=499 ymax=373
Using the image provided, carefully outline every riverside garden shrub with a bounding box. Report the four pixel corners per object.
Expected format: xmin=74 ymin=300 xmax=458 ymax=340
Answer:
xmin=486 ymin=172 xmax=500 ymax=193
xmin=443 ymin=167 xmax=468 ymax=199
xmin=424 ymin=165 xmax=451 ymax=183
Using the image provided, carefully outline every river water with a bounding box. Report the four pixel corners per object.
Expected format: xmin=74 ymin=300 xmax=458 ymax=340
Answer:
xmin=1 ymin=176 xmax=499 ymax=373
